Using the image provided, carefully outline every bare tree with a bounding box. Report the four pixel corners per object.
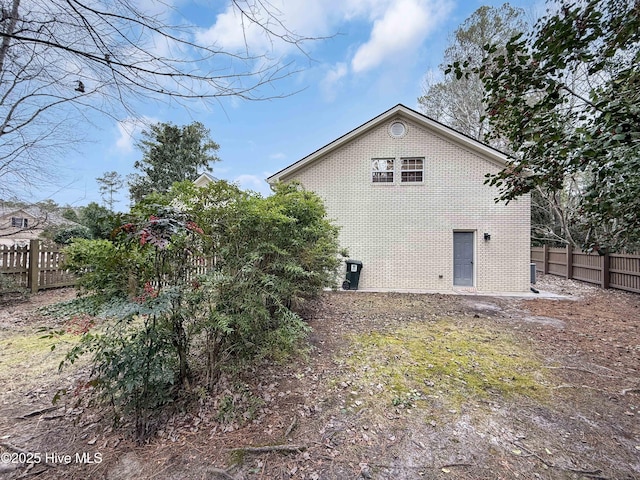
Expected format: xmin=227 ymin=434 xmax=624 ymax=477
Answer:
xmin=418 ymin=4 xmax=528 ymax=145
xmin=419 ymin=4 xmax=603 ymax=248
xmin=0 ymin=0 xmax=318 ymax=199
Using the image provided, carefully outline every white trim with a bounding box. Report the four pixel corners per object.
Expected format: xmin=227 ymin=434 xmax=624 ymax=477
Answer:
xmin=193 ymin=172 xmax=218 ymax=187
xmin=388 ymin=120 xmax=407 ymax=138
xmin=453 ymin=230 xmax=476 ymax=288
xmin=11 ymin=217 xmax=28 ymax=228
xmin=370 ymin=158 xmax=395 ymax=184
xmin=267 ymin=104 xmax=509 ymax=183
xmin=369 ymin=156 xmax=426 ymax=186
xmin=399 ymin=157 xmax=425 ymax=184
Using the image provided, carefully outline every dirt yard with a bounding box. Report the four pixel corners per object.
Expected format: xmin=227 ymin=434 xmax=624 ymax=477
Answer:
xmin=0 ymin=276 xmax=639 ymax=479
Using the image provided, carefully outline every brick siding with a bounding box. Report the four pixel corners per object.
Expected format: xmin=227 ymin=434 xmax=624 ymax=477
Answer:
xmin=278 ymin=114 xmax=531 ymax=293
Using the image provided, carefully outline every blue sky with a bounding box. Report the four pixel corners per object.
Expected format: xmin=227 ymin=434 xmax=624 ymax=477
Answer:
xmin=37 ymin=0 xmax=541 ymax=212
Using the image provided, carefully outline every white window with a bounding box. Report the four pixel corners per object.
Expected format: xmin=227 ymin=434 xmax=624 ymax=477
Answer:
xmin=389 ymin=121 xmax=407 ymax=138
xmin=11 ymin=217 xmax=28 ymax=228
xmin=401 ymin=157 xmax=424 ymax=183
xmin=371 ymin=158 xmax=394 ymax=183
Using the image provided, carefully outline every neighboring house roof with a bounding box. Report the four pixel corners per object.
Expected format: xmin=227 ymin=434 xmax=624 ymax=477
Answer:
xmin=193 ymin=172 xmax=218 ymax=188
xmin=0 ymin=208 xmax=36 ymax=221
xmin=0 ymin=205 xmax=80 ymax=246
xmin=0 ymin=206 xmax=79 ymax=232
xmin=1 ymin=207 xmax=75 ymax=223
xmin=267 ymin=103 xmax=510 ymax=183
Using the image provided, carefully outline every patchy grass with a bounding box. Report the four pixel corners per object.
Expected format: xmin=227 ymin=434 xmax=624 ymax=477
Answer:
xmin=2 ymin=287 xmax=640 ymax=479
xmin=0 ymin=331 xmax=80 ymax=379
xmin=342 ymin=318 xmax=548 ymax=410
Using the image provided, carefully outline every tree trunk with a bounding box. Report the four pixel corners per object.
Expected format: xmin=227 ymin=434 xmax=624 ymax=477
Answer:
xmin=0 ymin=0 xmax=20 ymax=75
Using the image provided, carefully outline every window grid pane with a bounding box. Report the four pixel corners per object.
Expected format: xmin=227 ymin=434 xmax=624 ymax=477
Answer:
xmin=373 ymin=172 xmax=394 ymax=182
xmin=372 ymin=158 xmax=394 ymax=183
xmin=11 ymin=217 xmax=27 ymax=228
xmin=401 ymin=171 xmax=423 ymax=182
xmin=401 ymin=157 xmax=424 ymax=183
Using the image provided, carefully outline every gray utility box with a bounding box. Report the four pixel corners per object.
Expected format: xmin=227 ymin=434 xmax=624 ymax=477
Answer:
xmin=342 ymin=260 xmax=363 ymax=290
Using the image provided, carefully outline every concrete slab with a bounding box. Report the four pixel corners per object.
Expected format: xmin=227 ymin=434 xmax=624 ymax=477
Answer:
xmin=336 ymin=287 xmax=572 ymax=300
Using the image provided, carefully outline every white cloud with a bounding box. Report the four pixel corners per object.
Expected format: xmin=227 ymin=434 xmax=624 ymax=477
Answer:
xmin=321 ymin=62 xmax=348 ymax=101
xmin=352 ymin=0 xmax=452 ymax=73
xmin=196 ymin=1 xmax=390 ymax=58
xmin=196 ymin=5 xmax=263 ymax=52
xmin=115 ymin=121 xmax=137 ymax=152
xmin=269 ymin=152 xmax=287 ymax=160
xmin=114 ymin=117 xmax=157 ymax=153
xmin=133 ymin=0 xmax=179 ymax=17
xmin=195 ymin=2 xmax=332 ymax=56
xmin=234 ymin=174 xmax=271 ymax=195
xmin=195 ymin=0 xmax=453 ymax=91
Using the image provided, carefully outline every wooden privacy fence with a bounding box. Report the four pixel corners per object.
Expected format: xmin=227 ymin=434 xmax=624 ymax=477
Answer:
xmin=531 ymin=245 xmax=640 ymax=294
xmin=5 ymin=240 xmax=638 ymax=295
xmin=0 ymin=240 xmax=76 ymax=293
xmin=1 ymin=240 xmax=216 ymax=294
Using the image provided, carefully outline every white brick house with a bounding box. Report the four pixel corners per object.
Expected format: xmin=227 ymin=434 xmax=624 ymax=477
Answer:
xmin=267 ymin=104 xmax=531 ymax=294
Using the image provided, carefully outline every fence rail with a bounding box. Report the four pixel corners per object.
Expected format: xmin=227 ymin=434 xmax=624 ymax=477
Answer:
xmin=531 ymin=245 xmax=640 ymax=294
xmin=0 ymin=240 xmax=76 ymax=293
xmin=5 ymin=241 xmax=638 ymax=295
xmin=1 ymin=240 xmax=216 ymax=294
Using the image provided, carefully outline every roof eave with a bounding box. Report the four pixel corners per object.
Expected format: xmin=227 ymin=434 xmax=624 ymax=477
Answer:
xmin=266 ymin=104 xmax=510 ymax=184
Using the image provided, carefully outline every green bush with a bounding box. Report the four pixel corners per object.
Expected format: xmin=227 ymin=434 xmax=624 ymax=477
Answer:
xmin=57 ymin=180 xmax=342 ymax=440
xmin=209 ymin=182 xmax=341 ymax=360
xmin=0 ymin=273 xmax=26 ymax=299
xmin=62 ymin=238 xmax=150 ymax=298
xmin=52 ymin=225 xmax=92 ymax=245
xmin=93 ymin=317 xmax=178 ymax=438
xmin=76 ymin=202 xmax=123 ymax=240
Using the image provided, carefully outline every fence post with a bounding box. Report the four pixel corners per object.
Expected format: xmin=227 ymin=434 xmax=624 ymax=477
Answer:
xmin=28 ymin=239 xmax=40 ymax=294
xmin=542 ymin=244 xmax=548 ymax=274
xmin=601 ymin=252 xmax=610 ymax=289
xmin=566 ymin=244 xmax=573 ymax=280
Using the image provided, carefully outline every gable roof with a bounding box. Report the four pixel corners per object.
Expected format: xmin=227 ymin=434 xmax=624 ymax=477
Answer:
xmin=0 ymin=207 xmax=37 ymax=221
xmin=0 ymin=206 xmax=79 ymax=227
xmin=193 ymin=172 xmax=218 ymax=188
xmin=267 ymin=104 xmax=510 ymax=183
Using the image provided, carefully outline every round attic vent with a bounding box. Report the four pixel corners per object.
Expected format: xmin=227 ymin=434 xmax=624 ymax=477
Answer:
xmin=389 ymin=121 xmax=407 ymax=138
